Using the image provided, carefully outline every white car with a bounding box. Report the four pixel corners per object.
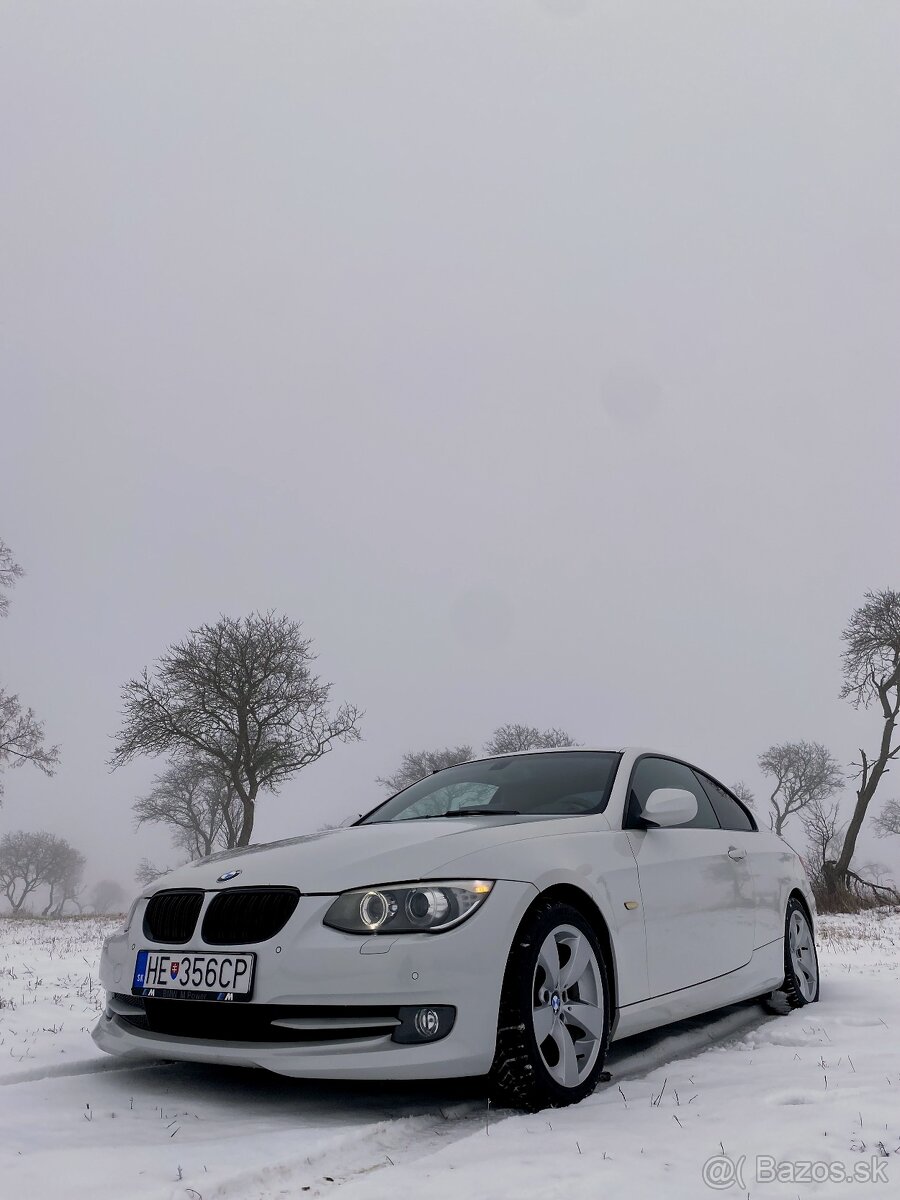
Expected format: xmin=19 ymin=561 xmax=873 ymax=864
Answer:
xmin=94 ymin=748 xmax=819 ymax=1110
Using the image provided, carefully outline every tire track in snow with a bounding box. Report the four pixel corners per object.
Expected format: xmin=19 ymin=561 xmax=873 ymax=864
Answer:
xmin=189 ymin=1111 xmax=482 ymax=1200
xmin=603 ymin=999 xmax=775 ymax=1087
xmin=173 ymin=1000 xmax=774 ymax=1200
xmin=0 ymin=1055 xmax=166 ymax=1087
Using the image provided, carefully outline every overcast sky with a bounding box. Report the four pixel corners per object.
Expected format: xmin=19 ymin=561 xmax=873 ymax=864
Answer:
xmin=2 ymin=1 xmax=899 ymax=891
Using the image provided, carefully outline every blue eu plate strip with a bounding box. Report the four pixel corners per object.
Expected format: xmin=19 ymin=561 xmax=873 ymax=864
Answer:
xmin=132 ymin=949 xmax=149 ymax=989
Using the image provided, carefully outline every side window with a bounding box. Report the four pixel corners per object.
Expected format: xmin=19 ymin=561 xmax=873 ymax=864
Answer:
xmin=626 ymin=757 xmax=720 ymax=830
xmin=696 ymin=773 xmax=756 ymax=832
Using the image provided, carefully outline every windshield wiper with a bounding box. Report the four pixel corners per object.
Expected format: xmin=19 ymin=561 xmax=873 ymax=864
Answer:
xmin=384 ymin=808 xmax=521 ymax=822
xmin=442 ymin=808 xmax=521 ymax=817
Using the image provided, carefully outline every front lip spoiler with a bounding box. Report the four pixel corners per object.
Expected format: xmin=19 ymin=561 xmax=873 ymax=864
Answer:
xmin=93 ymin=1010 xmax=490 ymax=1080
xmin=97 ymin=1010 xmax=391 ymax=1052
xmin=106 ymin=995 xmax=456 ymax=1045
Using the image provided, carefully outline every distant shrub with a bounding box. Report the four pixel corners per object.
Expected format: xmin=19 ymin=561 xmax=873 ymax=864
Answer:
xmin=810 ymin=873 xmax=890 ymax=914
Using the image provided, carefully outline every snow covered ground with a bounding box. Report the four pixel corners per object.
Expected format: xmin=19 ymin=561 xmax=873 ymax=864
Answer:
xmin=1 ymin=910 xmax=898 ymax=1199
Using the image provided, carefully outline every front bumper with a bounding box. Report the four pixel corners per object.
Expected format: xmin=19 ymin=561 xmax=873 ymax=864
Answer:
xmin=92 ymin=879 xmax=536 ymax=1080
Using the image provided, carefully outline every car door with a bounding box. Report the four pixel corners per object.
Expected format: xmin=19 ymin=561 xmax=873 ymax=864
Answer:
xmin=624 ymin=756 xmax=756 ymax=997
xmin=695 ymin=771 xmax=774 ymax=946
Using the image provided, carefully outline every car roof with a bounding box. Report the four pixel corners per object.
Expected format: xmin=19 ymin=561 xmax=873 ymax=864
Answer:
xmin=459 ymin=746 xmax=659 ymax=764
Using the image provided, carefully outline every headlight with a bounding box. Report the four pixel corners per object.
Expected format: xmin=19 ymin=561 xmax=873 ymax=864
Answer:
xmin=323 ymin=879 xmax=494 ymax=935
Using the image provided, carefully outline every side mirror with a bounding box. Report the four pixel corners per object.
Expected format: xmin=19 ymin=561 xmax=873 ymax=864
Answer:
xmin=642 ymin=787 xmax=698 ymax=828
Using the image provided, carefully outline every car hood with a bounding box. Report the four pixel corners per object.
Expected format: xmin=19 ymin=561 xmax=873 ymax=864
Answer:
xmin=145 ymin=815 xmax=599 ymax=895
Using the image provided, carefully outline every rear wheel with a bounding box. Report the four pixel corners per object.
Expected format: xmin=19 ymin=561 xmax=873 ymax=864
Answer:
xmin=766 ymin=897 xmax=819 ymax=1013
xmin=489 ymin=900 xmax=610 ymax=1111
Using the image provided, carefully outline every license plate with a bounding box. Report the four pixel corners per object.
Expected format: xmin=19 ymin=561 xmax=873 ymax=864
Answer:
xmin=132 ymin=950 xmax=255 ymax=1000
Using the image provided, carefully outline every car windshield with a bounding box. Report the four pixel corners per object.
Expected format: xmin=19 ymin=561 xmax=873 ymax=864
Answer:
xmin=360 ymin=751 xmax=621 ymax=823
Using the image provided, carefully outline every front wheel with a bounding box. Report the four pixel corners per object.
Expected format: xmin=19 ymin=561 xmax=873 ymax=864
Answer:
xmin=489 ymin=900 xmax=610 ymax=1112
xmin=766 ymin=897 xmax=819 ymax=1013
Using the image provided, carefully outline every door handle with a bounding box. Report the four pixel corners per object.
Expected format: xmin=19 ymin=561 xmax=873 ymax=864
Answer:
xmin=727 ymin=846 xmax=746 ymax=861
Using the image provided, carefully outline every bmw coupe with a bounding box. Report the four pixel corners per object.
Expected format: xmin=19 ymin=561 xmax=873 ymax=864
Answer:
xmin=94 ymin=748 xmax=818 ymax=1110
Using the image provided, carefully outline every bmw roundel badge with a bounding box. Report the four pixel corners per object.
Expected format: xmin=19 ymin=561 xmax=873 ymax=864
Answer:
xmin=217 ymin=869 xmax=242 ymax=882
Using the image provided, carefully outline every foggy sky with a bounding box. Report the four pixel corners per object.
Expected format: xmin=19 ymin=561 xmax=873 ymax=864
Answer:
xmin=2 ymin=1 xmax=899 ymax=892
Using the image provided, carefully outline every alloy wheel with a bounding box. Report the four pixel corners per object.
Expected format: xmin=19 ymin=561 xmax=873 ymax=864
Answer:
xmin=531 ymin=923 xmax=605 ymax=1088
xmin=788 ymin=908 xmax=818 ymax=1002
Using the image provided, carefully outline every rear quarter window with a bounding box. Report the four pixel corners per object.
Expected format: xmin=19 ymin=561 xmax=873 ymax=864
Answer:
xmin=696 ymin=773 xmax=756 ymax=832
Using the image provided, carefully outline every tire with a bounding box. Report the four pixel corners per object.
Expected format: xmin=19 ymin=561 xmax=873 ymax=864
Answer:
xmin=765 ymin=897 xmax=820 ymax=1014
xmin=489 ymin=899 xmax=610 ymax=1112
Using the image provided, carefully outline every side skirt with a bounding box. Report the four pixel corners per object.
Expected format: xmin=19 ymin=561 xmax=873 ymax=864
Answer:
xmin=610 ymin=939 xmax=783 ymax=1042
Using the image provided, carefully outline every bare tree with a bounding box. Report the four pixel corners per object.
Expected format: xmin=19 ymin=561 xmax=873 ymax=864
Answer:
xmin=376 ymin=727 xmax=578 ymax=795
xmin=731 ymin=781 xmax=755 ymax=809
xmin=801 ymin=796 xmax=845 ymax=883
xmin=873 ymin=797 xmax=900 ymax=838
xmin=757 ymin=740 xmax=843 ymax=836
xmin=829 ymin=590 xmax=900 ymax=898
xmin=0 ymin=831 xmax=58 ymax=913
xmin=89 ymin=880 xmax=127 ymax=914
xmin=795 ymin=796 xmax=895 ymax=911
xmin=483 ymin=724 xmax=577 ymax=755
xmin=0 ymin=538 xmax=24 ymax=619
xmin=112 ymin=613 xmax=362 ymax=846
xmin=0 ymin=691 xmax=60 ymax=797
xmin=377 ymin=745 xmax=474 ymax=794
xmin=42 ymin=841 xmax=86 ymax=916
xmin=134 ymin=757 xmax=244 ymax=858
xmin=135 ymin=858 xmax=172 ymax=888
xmin=855 ymin=860 xmax=898 ymax=896
xmin=0 ymin=831 xmax=84 ymax=917
xmin=0 ymin=538 xmax=59 ymax=796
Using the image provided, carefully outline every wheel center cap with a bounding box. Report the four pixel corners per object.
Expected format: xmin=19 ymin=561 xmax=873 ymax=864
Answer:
xmin=550 ymin=992 xmax=561 ymax=1013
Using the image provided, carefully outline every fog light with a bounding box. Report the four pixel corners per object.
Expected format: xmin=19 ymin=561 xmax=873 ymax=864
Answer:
xmin=392 ymin=1004 xmax=456 ymax=1044
xmin=414 ymin=1007 xmax=441 ymax=1038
